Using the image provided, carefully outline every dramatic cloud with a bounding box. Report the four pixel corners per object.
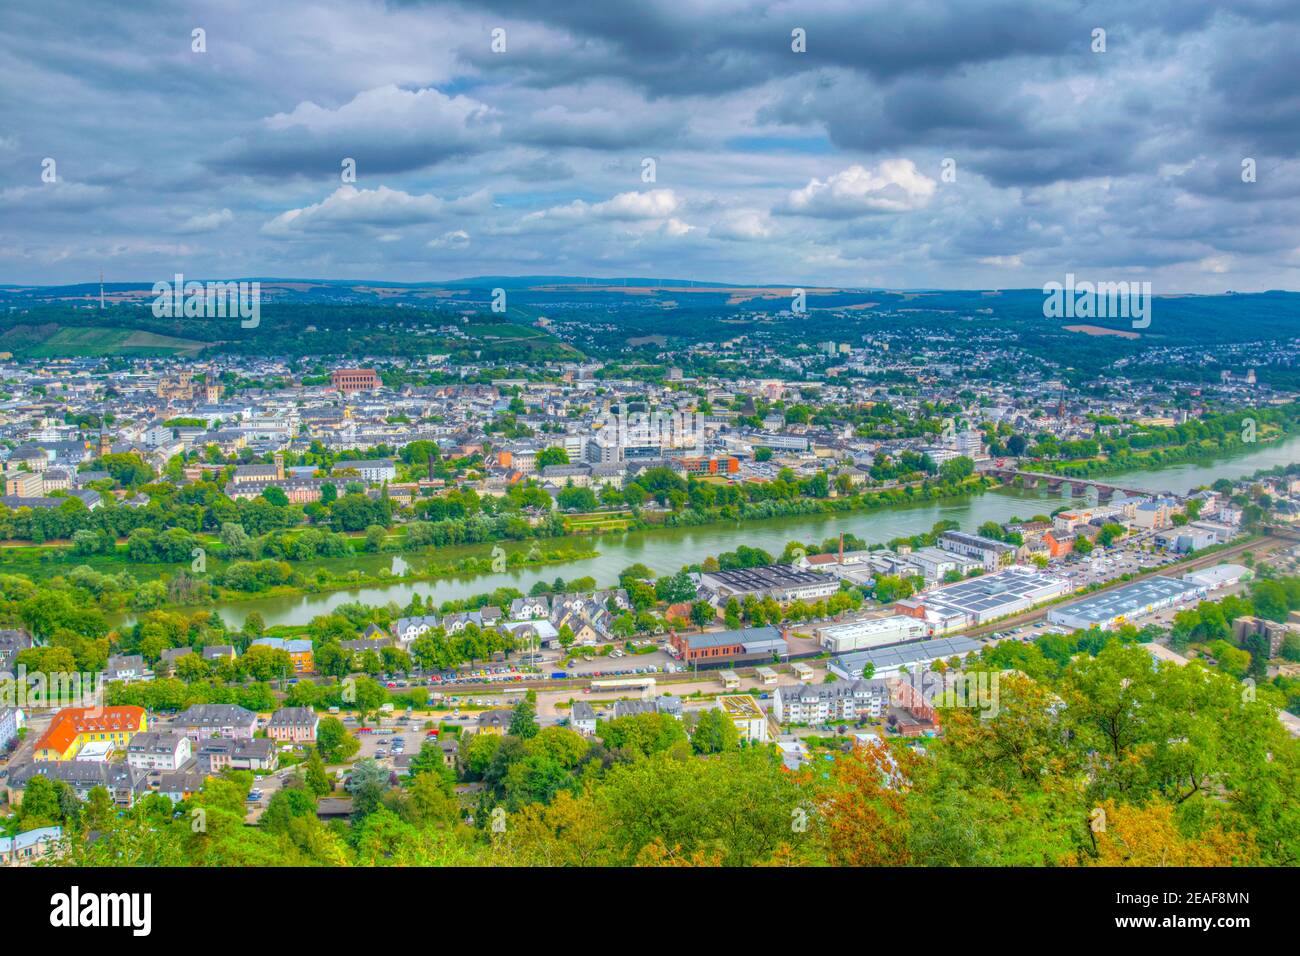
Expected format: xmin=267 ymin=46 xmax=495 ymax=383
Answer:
xmin=0 ymin=0 xmax=1295 ymax=290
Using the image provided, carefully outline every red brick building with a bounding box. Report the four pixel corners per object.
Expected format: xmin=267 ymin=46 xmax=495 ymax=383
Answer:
xmin=331 ymin=368 xmax=381 ymax=394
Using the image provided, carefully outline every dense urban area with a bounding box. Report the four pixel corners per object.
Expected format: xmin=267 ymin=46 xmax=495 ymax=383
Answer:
xmin=1 ymin=286 xmax=1299 ymax=868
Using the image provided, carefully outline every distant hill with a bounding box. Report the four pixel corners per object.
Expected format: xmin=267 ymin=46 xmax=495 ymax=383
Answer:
xmin=1 ymin=280 xmax=1295 ymax=376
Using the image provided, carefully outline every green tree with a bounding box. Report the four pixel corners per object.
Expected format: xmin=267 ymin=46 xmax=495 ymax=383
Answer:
xmin=317 ymin=716 xmax=360 ymax=764
xmin=304 ymin=747 xmax=333 ymax=796
xmin=690 ymin=708 xmax=740 ymax=754
xmin=536 ymin=446 xmax=570 ymax=468
xmin=510 ymin=698 xmax=540 ymax=739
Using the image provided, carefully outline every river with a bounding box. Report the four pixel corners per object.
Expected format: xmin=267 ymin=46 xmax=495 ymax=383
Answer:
xmin=152 ymin=432 xmax=1300 ymax=629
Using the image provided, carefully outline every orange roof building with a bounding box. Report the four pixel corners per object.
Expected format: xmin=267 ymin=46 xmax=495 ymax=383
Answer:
xmin=33 ymin=706 xmax=148 ymax=761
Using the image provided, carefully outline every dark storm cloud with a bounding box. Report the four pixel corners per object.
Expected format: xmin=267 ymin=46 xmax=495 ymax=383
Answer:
xmin=447 ymin=0 xmax=1159 ymax=92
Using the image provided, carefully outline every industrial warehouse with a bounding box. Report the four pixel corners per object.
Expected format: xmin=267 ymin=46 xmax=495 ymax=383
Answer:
xmin=828 ymin=636 xmax=982 ymax=680
xmin=699 ymin=565 xmax=841 ymax=603
xmin=816 ymin=615 xmax=928 ymax=653
xmin=1046 ymin=576 xmax=1207 ymax=631
xmin=895 ymin=566 xmax=1069 ymax=633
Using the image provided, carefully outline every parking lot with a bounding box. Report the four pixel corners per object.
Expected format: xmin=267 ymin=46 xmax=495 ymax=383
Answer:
xmin=560 ymin=644 xmax=677 ymax=676
xmin=354 ymin=725 xmax=430 ymax=763
xmin=243 ymin=762 xmax=297 ymax=822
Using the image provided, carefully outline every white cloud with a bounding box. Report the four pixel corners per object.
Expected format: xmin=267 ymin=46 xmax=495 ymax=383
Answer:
xmin=428 ymin=229 xmax=470 ymax=248
xmin=180 ymin=209 xmax=234 ymax=234
xmin=214 ymin=85 xmax=496 ymax=176
xmin=523 ymin=188 xmax=681 ymax=225
xmin=0 ymin=181 xmax=109 ymax=210
xmin=264 ymin=85 xmax=486 ymax=138
xmin=262 ymin=186 xmax=491 ymax=237
xmin=781 ymin=160 xmax=937 ymax=217
xmin=710 ymin=209 xmax=773 ymax=241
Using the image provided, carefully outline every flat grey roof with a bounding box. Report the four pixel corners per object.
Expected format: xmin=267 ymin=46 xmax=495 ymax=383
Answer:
xmin=1051 ymin=576 xmax=1202 ymax=624
xmin=832 ymin=636 xmax=981 ymax=672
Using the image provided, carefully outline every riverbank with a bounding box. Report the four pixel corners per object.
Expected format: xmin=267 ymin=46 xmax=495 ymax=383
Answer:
xmin=1035 ymin=417 xmax=1300 ymax=484
xmin=32 ymin=432 xmax=1300 ymax=631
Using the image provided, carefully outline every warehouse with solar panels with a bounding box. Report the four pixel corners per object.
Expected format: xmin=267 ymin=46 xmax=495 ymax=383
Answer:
xmin=1047 ymin=576 xmax=1206 ymax=631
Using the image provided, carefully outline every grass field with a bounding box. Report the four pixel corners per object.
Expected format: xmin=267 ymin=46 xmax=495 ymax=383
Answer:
xmin=13 ymin=325 xmax=211 ymax=357
xmin=468 ymin=319 xmax=582 ymax=359
xmin=562 ymin=511 xmax=634 ymax=534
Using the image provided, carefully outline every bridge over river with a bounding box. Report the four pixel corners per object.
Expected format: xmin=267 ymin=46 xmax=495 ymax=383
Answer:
xmin=989 ymin=469 xmax=1177 ymax=501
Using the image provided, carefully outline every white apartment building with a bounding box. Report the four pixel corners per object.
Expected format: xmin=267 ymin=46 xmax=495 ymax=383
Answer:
xmin=332 ymin=458 xmax=397 ymax=483
xmin=773 ymin=679 xmax=890 ymax=723
xmin=125 ymin=731 xmax=193 ymax=771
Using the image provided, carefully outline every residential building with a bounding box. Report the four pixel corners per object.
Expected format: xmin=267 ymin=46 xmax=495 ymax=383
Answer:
xmin=126 ymin=731 xmax=193 ymax=771
xmin=476 ymin=709 xmax=513 ymax=735
xmin=773 ymin=679 xmax=890 ymax=723
xmin=104 ymin=654 xmax=151 ymax=684
xmin=32 ymin=706 xmax=148 ymax=761
xmin=332 ymin=458 xmax=396 ymax=483
xmin=0 ymin=628 xmax=33 ymax=672
xmin=6 ymin=760 xmax=146 ymax=808
xmin=250 ymin=637 xmax=315 ymax=673
xmin=0 ymin=706 xmax=24 ymax=752
xmin=938 ymin=530 xmax=1017 ymax=570
xmin=1232 ymin=616 xmax=1290 ymax=657
xmin=174 ymin=704 xmax=258 ymax=739
xmin=717 ymin=695 xmax=769 ymax=743
xmin=196 ymin=737 xmax=278 ymax=772
xmin=570 ymin=701 xmax=598 ymax=736
xmin=147 ymin=768 xmax=209 ymax=803
xmin=267 ymin=707 xmax=319 ymax=743
xmin=394 ymin=614 xmax=440 ymax=643
xmin=0 ymin=826 xmax=63 ymax=866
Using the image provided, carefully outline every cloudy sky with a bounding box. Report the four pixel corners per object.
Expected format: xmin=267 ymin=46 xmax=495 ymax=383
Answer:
xmin=2 ymin=0 xmax=1298 ymax=290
